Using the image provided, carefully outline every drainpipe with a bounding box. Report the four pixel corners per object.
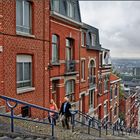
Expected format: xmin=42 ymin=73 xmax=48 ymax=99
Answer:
xmin=43 ymin=0 xmax=46 ymax=110
xmin=79 ymin=28 xmax=81 ymax=111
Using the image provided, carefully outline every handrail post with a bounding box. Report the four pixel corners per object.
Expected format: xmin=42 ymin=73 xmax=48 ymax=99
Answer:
xmin=106 ymin=123 xmax=108 ymax=135
xmin=113 ymin=125 xmax=115 ymax=135
xmin=99 ymin=124 xmax=101 ymax=137
xmin=121 ymin=126 xmax=123 ymax=135
xmin=92 ymin=117 xmax=95 ymax=127
xmin=88 ymin=119 xmax=91 ymax=134
xmin=11 ymin=108 xmax=14 ymax=132
xmin=72 ymin=113 xmax=75 ymax=132
xmin=51 ymin=117 xmax=54 ymax=137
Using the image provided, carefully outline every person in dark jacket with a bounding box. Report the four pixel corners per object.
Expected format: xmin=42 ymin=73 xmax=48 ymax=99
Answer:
xmin=59 ymin=97 xmax=71 ymax=129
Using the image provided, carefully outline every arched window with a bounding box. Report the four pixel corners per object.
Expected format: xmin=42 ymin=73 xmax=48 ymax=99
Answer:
xmin=52 ymin=34 xmax=59 ymax=63
xmin=114 ymin=103 xmax=117 ymax=116
xmin=89 ymin=60 xmax=95 ymax=85
xmin=115 ymin=84 xmax=118 ymax=97
xmin=104 ymin=75 xmax=109 ymax=91
xmin=110 ymin=86 xmax=113 ymax=100
xmin=65 ymin=80 xmax=75 ymax=102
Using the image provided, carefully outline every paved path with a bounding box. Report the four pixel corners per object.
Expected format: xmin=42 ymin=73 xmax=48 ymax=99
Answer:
xmin=1 ymin=117 xmax=140 ymax=139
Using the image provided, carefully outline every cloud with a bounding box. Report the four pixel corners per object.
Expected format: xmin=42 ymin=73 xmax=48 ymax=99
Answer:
xmin=79 ymin=1 xmax=140 ymax=58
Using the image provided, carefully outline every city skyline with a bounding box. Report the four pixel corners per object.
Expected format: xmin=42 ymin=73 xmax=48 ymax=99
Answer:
xmin=79 ymin=1 xmax=140 ymax=59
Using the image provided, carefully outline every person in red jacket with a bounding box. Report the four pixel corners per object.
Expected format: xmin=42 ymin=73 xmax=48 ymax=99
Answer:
xmin=48 ymin=99 xmax=58 ymax=125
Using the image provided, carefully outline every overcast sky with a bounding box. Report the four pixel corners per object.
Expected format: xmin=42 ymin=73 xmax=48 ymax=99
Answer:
xmin=79 ymin=1 xmax=140 ymax=59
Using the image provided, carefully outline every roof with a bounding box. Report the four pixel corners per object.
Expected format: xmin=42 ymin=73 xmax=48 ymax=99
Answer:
xmin=82 ymin=23 xmax=101 ymax=51
xmin=110 ymin=73 xmax=121 ymax=84
xmin=51 ymin=0 xmax=81 ymax=23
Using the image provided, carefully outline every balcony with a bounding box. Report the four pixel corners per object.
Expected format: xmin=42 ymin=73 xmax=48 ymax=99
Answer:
xmin=89 ymin=75 xmax=96 ymax=87
xmin=65 ymin=60 xmax=77 ymax=75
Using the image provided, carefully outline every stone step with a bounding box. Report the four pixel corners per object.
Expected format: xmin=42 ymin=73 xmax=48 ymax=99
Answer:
xmin=0 ymin=106 xmax=6 ymax=114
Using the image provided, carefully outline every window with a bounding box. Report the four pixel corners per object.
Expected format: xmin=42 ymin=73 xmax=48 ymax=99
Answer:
xmin=114 ymin=104 xmax=117 ymax=116
xmin=99 ymin=53 xmax=103 ymax=66
xmin=91 ymin=34 xmax=96 ymax=46
xmin=66 ymin=38 xmax=73 ymax=61
xmin=16 ymin=55 xmax=32 ymax=88
xmin=104 ymin=102 xmax=108 ymax=116
xmin=52 ymin=34 xmax=59 ymax=63
xmin=89 ymin=89 xmax=94 ymax=108
xmin=66 ymin=80 xmax=75 ymax=102
xmin=16 ymin=0 xmax=32 ymax=34
xmin=81 ymin=32 xmax=85 ymax=46
xmin=52 ymin=0 xmax=59 ymax=12
xmin=115 ymin=84 xmax=118 ymax=96
xmin=110 ymin=87 xmax=113 ymax=100
xmin=98 ymin=82 xmax=102 ymax=94
xmin=104 ymin=76 xmax=109 ymax=91
xmin=67 ymin=1 xmax=75 ymax=18
xmin=89 ymin=60 xmax=95 ymax=84
xmin=52 ymin=81 xmax=57 ymax=93
xmin=81 ymin=60 xmax=85 ymax=80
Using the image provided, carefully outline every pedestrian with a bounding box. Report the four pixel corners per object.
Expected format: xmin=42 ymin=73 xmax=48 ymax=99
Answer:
xmin=59 ymin=97 xmax=71 ymax=129
xmin=48 ymin=99 xmax=58 ymax=125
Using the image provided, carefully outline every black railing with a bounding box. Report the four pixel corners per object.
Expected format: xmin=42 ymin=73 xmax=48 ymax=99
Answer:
xmin=71 ymin=110 xmax=102 ymax=137
xmin=65 ymin=60 xmax=76 ymax=73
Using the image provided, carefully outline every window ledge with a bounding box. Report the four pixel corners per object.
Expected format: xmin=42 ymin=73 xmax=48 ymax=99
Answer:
xmin=51 ymin=62 xmax=60 ymax=66
xmin=16 ymin=31 xmax=35 ymax=38
xmin=104 ymin=90 xmax=108 ymax=94
xmin=81 ymin=79 xmax=86 ymax=83
xmin=88 ymin=107 xmax=94 ymax=114
xmin=81 ymin=45 xmax=86 ymax=48
xmin=17 ymin=87 xmax=35 ymax=94
xmin=114 ymin=96 xmax=117 ymax=98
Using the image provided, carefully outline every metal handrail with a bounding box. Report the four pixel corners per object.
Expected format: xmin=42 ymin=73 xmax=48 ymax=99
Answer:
xmin=71 ymin=110 xmax=102 ymax=137
xmin=0 ymin=95 xmax=58 ymax=137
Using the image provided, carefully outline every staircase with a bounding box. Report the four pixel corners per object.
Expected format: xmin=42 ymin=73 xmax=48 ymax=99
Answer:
xmin=1 ymin=95 xmax=140 ymax=140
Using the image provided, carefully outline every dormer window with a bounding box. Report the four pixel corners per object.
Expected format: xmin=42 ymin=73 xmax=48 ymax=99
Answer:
xmin=67 ymin=1 xmax=75 ymax=18
xmin=52 ymin=0 xmax=60 ymax=12
xmin=91 ymin=33 xmax=96 ymax=46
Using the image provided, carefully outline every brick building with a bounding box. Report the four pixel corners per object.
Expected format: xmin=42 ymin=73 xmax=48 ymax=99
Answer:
xmin=49 ymin=0 xmax=82 ymax=109
xmin=79 ymin=23 xmax=101 ymax=117
xmin=0 ymin=0 xmax=50 ymax=115
xmin=119 ymin=87 xmax=139 ymax=129
xmin=109 ymin=73 xmax=120 ymax=127
xmin=0 ymin=0 xmax=122 ymax=126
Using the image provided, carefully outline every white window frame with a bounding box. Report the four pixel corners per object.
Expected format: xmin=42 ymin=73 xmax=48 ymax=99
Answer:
xmin=115 ymin=84 xmax=118 ymax=97
xmin=81 ymin=60 xmax=85 ymax=81
xmin=81 ymin=32 xmax=85 ymax=47
xmin=89 ymin=89 xmax=94 ymax=108
xmin=52 ymin=34 xmax=59 ymax=63
xmin=67 ymin=1 xmax=75 ymax=18
xmin=110 ymin=86 xmax=113 ymax=100
xmin=16 ymin=0 xmax=32 ymax=34
xmin=65 ymin=80 xmax=75 ymax=102
xmin=104 ymin=102 xmax=108 ymax=117
xmin=66 ymin=38 xmax=73 ymax=61
xmin=104 ymin=76 xmax=109 ymax=92
xmin=114 ymin=104 xmax=117 ymax=116
xmin=52 ymin=0 xmax=60 ymax=12
xmin=91 ymin=33 xmax=96 ymax=46
xmin=16 ymin=55 xmax=35 ymax=94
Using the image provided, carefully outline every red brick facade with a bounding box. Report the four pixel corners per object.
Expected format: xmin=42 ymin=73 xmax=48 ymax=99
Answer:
xmin=119 ymin=89 xmax=139 ymax=129
xmin=49 ymin=16 xmax=81 ymax=109
xmin=1 ymin=0 xmax=137 ymax=129
xmin=0 ymin=0 xmax=50 ymax=110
